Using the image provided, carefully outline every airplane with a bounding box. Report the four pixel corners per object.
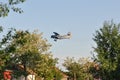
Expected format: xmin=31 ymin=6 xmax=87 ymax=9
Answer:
xmin=51 ymin=32 xmax=72 ymax=41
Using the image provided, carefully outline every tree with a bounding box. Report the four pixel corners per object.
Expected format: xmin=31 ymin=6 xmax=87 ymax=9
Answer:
xmin=0 ymin=29 xmax=59 ymax=80
xmin=93 ymin=21 xmax=120 ymax=80
xmin=0 ymin=28 xmax=15 ymax=79
xmin=63 ymin=57 xmax=94 ymax=80
xmin=0 ymin=0 xmax=26 ymax=42
xmin=0 ymin=0 xmax=26 ymax=17
xmin=32 ymin=53 xmax=59 ymax=80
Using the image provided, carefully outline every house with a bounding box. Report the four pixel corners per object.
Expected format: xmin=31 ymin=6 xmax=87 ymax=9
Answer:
xmin=3 ymin=69 xmax=12 ymax=80
xmin=61 ymin=72 xmax=68 ymax=80
xmin=5 ymin=65 xmax=68 ymax=80
xmin=12 ymin=74 xmax=35 ymax=80
xmin=52 ymin=67 xmax=68 ymax=80
xmin=4 ymin=64 xmax=36 ymax=80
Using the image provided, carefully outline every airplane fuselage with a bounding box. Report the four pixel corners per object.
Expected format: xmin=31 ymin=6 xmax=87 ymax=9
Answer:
xmin=51 ymin=35 xmax=71 ymax=39
xmin=51 ymin=32 xmax=71 ymax=41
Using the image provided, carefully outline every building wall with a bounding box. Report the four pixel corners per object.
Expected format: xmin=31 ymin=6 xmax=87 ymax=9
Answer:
xmin=13 ymin=74 xmax=35 ymax=80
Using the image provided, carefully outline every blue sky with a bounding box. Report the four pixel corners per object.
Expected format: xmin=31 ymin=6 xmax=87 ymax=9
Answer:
xmin=1 ymin=0 xmax=120 ymax=68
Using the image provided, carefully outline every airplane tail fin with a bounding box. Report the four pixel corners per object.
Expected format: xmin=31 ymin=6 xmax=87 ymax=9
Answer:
xmin=67 ymin=32 xmax=72 ymax=39
xmin=67 ymin=32 xmax=71 ymax=36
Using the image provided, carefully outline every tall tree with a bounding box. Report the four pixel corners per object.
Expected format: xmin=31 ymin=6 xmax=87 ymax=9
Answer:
xmin=0 ymin=29 xmax=58 ymax=80
xmin=93 ymin=21 xmax=120 ymax=80
xmin=63 ymin=57 xmax=94 ymax=80
xmin=0 ymin=28 xmax=15 ymax=79
xmin=0 ymin=0 xmax=26 ymax=41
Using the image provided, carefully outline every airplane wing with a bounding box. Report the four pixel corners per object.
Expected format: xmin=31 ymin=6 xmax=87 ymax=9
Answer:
xmin=53 ymin=32 xmax=59 ymax=35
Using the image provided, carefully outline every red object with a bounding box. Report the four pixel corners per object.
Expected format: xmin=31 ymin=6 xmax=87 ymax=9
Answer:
xmin=4 ymin=70 xmax=12 ymax=80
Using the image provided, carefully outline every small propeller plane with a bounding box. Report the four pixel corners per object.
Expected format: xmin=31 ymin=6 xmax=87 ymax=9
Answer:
xmin=51 ymin=32 xmax=72 ymax=41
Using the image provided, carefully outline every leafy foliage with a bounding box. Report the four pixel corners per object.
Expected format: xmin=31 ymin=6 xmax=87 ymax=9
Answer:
xmin=93 ymin=21 xmax=120 ymax=80
xmin=63 ymin=57 xmax=94 ymax=80
xmin=0 ymin=0 xmax=26 ymax=17
xmin=0 ymin=29 xmax=59 ymax=79
xmin=0 ymin=28 xmax=15 ymax=79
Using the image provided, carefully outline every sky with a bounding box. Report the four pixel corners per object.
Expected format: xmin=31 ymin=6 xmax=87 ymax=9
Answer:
xmin=1 ymin=0 xmax=120 ymax=69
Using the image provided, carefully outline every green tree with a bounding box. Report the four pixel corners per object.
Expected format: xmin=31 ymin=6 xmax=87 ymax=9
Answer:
xmin=63 ymin=57 xmax=94 ymax=80
xmin=0 ymin=0 xmax=26 ymax=47
xmin=0 ymin=0 xmax=26 ymax=17
xmin=33 ymin=53 xmax=59 ymax=80
xmin=0 ymin=28 xmax=15 ymax=79
xmin=93 ymin=21 xmax=120 ymax=80
xmin=0 ymin=29 xmax=59 ymax=80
